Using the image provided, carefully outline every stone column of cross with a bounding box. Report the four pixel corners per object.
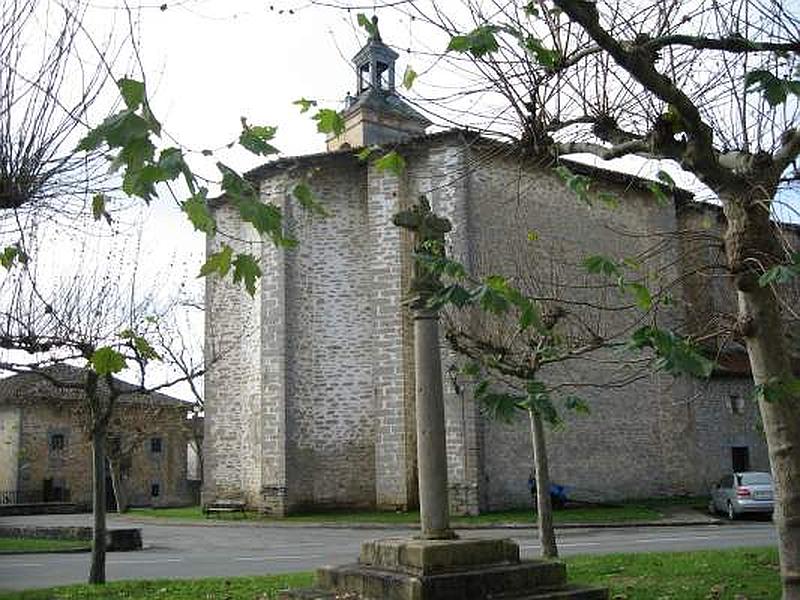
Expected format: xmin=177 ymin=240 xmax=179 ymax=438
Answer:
xmin=392 ymin=196 xmax=456 ymax=540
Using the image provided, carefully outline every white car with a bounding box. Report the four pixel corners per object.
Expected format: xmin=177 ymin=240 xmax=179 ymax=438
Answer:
xmin=709 ymin=471 xmax=774 ymax=520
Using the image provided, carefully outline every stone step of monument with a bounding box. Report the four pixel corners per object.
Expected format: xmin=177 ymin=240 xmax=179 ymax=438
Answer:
xmin=278 ymin=582 xmax=608 ymax=600
xmin=315 ymin=559 xmax=569 ymax=600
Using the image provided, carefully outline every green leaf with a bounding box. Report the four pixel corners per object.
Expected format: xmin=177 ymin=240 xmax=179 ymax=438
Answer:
xmin=239 ymin=196 xmax=282 ymax=235
xmin=232 ymin=253 xmax=262 ymax=296
xmin=555 ymin=165 xmax=592 ymax=205
xmin=356 ymin=146 xmax=378 ymax=161
xmin=759 ymin=254 xmax=800 ymax=286
xmin=583 ymin=255 xmax=620 ymax=277
xmin=292 ymin=183 xmax=328 ymax=217
xmin=158 ymin=147 xmax=192 ymax=188
xmin=564 ymin=395 xmax=590 ymax=415
xmin=744 ymin=69 xmax=800 ymax=107
xmin=182 ymin=190 xmax=216 ymax=234
xmin=597 ymin=192 xmax=619 ymax=209
xmin=629 ymin=326 xmax=714 ymax=378
xmin=218 ymin=162 xmax=256 ymax=201
xmin=403 ymin=65 xmax=418 ymax=90
xmin=447 ymin=25 xmax=500 ymax=57
xmin=647 ymin=182 xmax=670 ymax=206
xmin=239 ymin=118 xmax=279 ymax=156
xmin=474 ymin=283 xmax=510 ymax=314
xmin=200 ymin=244 xmax=234 ymax=278
xmin=119 ymin=329 xmax=161 ymax=361
xmin=0 ymin=245 xmax=27 ymax=269
xmin=90 ymin=347 xmax=127 ymax=376
xmin=626 ymin=282 xmax=653 ymax=311
xmin=754 ymin=378 xmax=800 ymax=403
xmin=429 ymin=284 xmax=473 ymax=309
xmin=527 ymin=230 xmax=539 ymax=241
xmin=519 ymin=302 xmax=541 ymax=332
xmin=313 ymin=109 xmax=345 ymax=136
xmin=374 ymin=151 xmax=406 ymax=176
xmin=118 ymin=78 xmax=145 ymax=110
xmin=356 ymin=13 xmax=378 ymax=37
xmin=656 ymin=170 xmax=676 ymax=189
xmin=474 ymin=381 xmax=525 ymax=423
xmin=523 ymin=2 xmax=540 ymax=17
xmin=92 ymin=194 xmax=112 ymax=224
xmin=293 ymin=98 xmax=318 ymax=113
xmin=520 ymin=35 xmax=560 ymax=69
xmin=759 ymin=265 xmax=797 ymax=286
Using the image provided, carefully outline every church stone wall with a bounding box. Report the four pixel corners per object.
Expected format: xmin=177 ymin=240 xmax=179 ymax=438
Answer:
xmin=368 ymin=161 xmax=418 ymax=510
xmin=461 ymin=148 xmax=765 ymax=507
xmin=205 ymin=134 xmax=772 ymax=515
xmin=204 ymin=201 xmax=266 ymax=507
xmin=280 ymin=162 xmax=377 ymax=510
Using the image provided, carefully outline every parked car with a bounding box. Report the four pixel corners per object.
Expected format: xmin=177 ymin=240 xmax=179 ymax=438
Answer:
xmin=709 ymin=471 xmax=774 ymax=520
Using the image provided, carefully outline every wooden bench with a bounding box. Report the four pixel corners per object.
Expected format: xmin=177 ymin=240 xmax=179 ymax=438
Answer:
xmin=203 ymin=500 xmax=246 ymax=518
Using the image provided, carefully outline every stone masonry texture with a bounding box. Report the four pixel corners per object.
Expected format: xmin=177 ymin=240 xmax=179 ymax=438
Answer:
xmin=205 ymin=131 xmax=774 ymax=514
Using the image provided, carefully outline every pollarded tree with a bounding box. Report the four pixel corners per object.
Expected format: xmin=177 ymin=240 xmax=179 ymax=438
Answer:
xmin=433 ymin=215 xmax=708 ymax=558
xmin=386 ymin=1 xmax=800 ymax=596
xmin=0 ymin=247 xmax=203 ymax=584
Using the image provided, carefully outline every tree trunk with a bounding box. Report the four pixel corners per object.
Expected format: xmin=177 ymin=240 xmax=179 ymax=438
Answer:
xmin=529 ymin=409 xmax=558 ymax=559
xmin=107 ymin=459 xmax=128 ymax=514
xmin=89 ymin=425 xmax=107 ymax=584
xmin=723 ymin=196 xmax=800 ymax=599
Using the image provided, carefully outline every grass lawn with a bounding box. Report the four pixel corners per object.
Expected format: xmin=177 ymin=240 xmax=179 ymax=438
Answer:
xmin=0 ymin=573 xmax=314 ymax=600
xmin=570 ymin=546 xmax=780 ymax=599
xmin=126 ymin=504 xmax=663 ymax=524
xmin=0 ymin=547 xmax=779 ymax=599
xmin=0 ymin=537 xmax=90 ymax=554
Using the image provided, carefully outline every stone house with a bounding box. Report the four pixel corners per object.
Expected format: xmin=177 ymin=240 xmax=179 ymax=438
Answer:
xmin=203 ymin=24 xmax=783 ymax=515
xmin=0 ymin=365 xmax=195 ymax=509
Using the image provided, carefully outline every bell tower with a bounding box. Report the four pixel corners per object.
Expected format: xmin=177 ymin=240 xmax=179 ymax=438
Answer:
xmin=327 ymin=16 xmax=431 ymax=151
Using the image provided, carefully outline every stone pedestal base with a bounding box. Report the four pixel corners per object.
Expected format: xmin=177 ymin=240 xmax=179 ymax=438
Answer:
xmin=279 ymin=537 xmax=607 ymax=600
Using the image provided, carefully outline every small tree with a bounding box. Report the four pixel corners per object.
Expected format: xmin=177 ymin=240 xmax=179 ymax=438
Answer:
xmin=0 ymin=252 xmax=202 ymax=584
xmin=436 ymin=230 xmax=689 ymax=557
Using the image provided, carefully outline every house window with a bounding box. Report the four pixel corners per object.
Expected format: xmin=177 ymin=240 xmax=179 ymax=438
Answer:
xmin=150 ymin=437 xmax=163 ymax=454
xmin=150 ymin=482 xmax=161 ymax=497
xmin=49 ymin=433 xmax=65 ymax=452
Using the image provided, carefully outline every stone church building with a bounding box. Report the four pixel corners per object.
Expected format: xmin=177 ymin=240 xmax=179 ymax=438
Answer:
xmin=203 ymin=24 xmax=774 ymax=515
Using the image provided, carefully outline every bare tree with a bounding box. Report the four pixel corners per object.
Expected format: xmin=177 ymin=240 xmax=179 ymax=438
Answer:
xmin=442 ymin=229 xmax=663 ymax=558
xmin=0 ymin=247 xmax=202 ymax=584
xmin=0 ymin=0 xmax=125 ymax=235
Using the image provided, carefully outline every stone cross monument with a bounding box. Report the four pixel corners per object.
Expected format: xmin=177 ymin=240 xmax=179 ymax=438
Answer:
xmin=392 ymin=196 xmax=456 ymax=540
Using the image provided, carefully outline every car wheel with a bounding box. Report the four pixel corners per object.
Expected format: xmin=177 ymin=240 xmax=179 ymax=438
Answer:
xmin=727 ymin=501 xmax=736 ymax=521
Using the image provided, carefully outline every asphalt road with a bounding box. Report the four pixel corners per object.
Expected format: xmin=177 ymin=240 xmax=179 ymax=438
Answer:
xmin=0 ymin=514 xmax=778 ymax=591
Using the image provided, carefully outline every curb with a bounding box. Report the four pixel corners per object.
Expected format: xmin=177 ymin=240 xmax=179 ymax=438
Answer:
xmin=111 ymin=515 xmax=724 ymax=530
xmin=0 ymin=546 xmax=90 ymax=555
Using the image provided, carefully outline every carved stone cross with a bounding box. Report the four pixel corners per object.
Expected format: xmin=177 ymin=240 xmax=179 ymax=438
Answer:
xmin=392 ymin=195 xmax=456 ymax=540
xmin=392 ymin=196 xmax=452 ymax=305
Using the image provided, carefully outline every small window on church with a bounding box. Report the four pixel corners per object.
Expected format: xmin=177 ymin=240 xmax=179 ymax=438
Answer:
xmin=359 ymin=63 xmax=370 ymax=93
xmin=376 ymin=61 xmax=389 ymax=89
